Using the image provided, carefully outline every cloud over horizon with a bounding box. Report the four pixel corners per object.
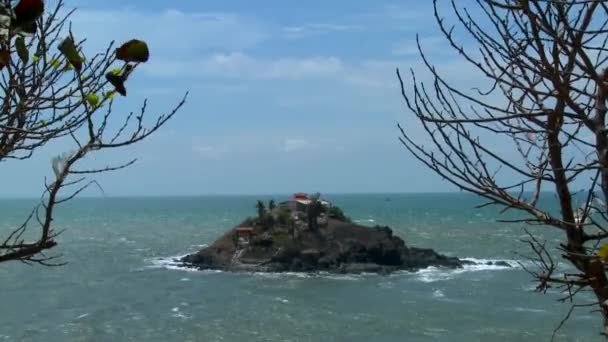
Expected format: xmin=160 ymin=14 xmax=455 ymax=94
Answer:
xmin=0 ymin=0 xmax=491 ymax=196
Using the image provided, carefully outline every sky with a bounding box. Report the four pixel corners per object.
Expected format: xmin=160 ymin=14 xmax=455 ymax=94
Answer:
xmin=1 ymin=0 xmax=487 ymax=197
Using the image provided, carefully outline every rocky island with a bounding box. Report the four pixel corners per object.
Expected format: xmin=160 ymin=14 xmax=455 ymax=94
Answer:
xmin=182 ymin=193 xmax=506 ymax=273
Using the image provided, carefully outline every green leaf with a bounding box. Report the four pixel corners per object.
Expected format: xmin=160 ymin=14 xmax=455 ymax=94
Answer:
xmin=110 ymin=67 xmax=122 ymax=76
xmin=64 ymin=61 xmax=74 ymax=71
xmin=58 ymin=37 xmax=83 ymax=72
xmin=50 ymin=58 xmax=61 ymax=69
xmin=600 ymin=243 xmax=608 ymax=262
xmin=15 ymin=37 xmax=28 ymax=63
xmin=103 ymin=90 xmax=117 ymax=100
xmin=85 ymin=93 xmax=100 ymax=108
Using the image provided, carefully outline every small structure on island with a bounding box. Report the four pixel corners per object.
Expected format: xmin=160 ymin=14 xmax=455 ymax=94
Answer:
xmin=234 ymin=226 xmax=254 ymax=247
xmin=279 ymin=192 xmax=332 ymax=213
xmin=279 ymin=192 xmax=311 ymax=212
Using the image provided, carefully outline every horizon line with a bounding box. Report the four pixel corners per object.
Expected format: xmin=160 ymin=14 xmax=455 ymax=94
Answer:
xmin=0 ymin=190 xmax=564 ymax=200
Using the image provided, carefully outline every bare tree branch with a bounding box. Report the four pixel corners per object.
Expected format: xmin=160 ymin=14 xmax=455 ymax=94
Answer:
xmin=0 ymin=0 xmax=187 ymax=265
xmin=399 ymin=0 xmax=608 ymax=334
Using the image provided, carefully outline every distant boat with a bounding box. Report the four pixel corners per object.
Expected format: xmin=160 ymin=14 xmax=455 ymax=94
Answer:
xmin=384 ymin=197 xmax=391 ymax=202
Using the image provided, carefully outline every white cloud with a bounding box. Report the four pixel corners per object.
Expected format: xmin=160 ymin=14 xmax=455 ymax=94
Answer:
xmin=69 ymin=8 xmax=268 ymax=56
xmin=63 ymin=5 xmax=447 ymax=92
xmin=382 ymin=4 xmax=422 ymax=21
xmin=392 ymin=36 xmax=448 ymax=56
xmin=281 ymin=139 xmax=315 ymax=152
xmin=141 ymin=53 xmax=344 ymax=80
xmin=139 ymin=52 xmax=419 ymax=92
xmin=342 ymin=60 xmax=402 ymax=89
xmin=193 ymin=144 xmax=227 ymax=160
xmin=283 ymin=23 xmax=360 ymax=39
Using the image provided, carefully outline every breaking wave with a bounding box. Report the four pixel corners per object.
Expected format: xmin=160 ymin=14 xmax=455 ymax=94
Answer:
xmin=141 ymin=255 xmax=202 ymax=273
xmin=411 ymin=258 xmax=521 ymax=283
xmin=143 ymin=255 xmax=523 ymax=282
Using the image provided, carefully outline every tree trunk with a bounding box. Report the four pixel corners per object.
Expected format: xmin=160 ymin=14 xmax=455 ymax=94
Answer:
xmin=585 ymin=259 xmax=608 ymax=335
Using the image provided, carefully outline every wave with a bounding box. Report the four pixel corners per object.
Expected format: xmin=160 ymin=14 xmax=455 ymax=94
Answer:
xmin=170 ymin=306 xmax=192 ymax=320
xmin=140 ymin=244 xmax=210 ymax=273
xmin=510 ymin=306 xmax=547 ymax=314
xmin=252 ymin=271 xmax=364 ymax=281
xmin=144 ymin=254 xmax=523 ymax=281
xmin=410 ymin=258 xmax=521 ymax=283
xmin=353 ymin=218 xmax=376 ymax=224
xmin=273 ymin=297 xmax=290 ymax=304
xmin=432 ymin=289 xmax=445 ymax=298
xmin=141 ymin=255 xmax=205 ymax=273
xmin=75 ymin=313 xmax=90 ymax=320
xmin=460 ymin=258 xmax=522 ymax=269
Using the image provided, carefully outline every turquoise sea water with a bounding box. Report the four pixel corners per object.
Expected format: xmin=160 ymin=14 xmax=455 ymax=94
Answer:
xmin=0 ymin=194 xmax=599 ymax=341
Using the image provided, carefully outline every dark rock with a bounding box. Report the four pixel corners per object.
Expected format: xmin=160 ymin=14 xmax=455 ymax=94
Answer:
xmin=181 ymin=218 xmax=467 ymax=274
xmin=253 ymin=235 xmax=273 ymax=247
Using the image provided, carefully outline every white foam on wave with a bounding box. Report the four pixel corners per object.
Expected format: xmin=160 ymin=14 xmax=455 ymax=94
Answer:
xmin=142 ymin=255 xmax=202 ymax=273
xmin=140 ymin=259 xmax=366 ymax=280
xmin=510 ymin=306 xmax=547 ymax=314
xmin=252 ymin=271 xmax=368 ymax=281
xmin=460 ymin=258 xmax=522 ymax=269
xmin=170 ymin=306 xmax=191 ymax=320
xmin=145 ymin=254 xmax=522 ymax=283
xmin=118 ymin=236 xmax=135 ymax=244
xmin=252 ymin=271 xmax=309 ymax=279
xmin=521 ymin=284 xmax=538 ymax=292
xmin=353 ymin=218 xmax=377 ymax=224
xmin=76 ymin=313 xmax=90 ymax=320
xmin=325 ymin=274 xmax=367 ymax=281
xmin=411 ymin=258 xmax=521 ymax=283
xmin=432 ymin=289 xmax=445 ymax=298
xmin=273 ymin=297 xmax=290 ymax=304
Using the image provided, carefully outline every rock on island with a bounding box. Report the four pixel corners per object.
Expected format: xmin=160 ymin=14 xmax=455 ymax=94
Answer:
xmin=182 ymin=193 xmax=503 ymax=273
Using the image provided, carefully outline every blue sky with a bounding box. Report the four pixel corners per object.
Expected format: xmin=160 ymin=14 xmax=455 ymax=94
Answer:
xmin=2 ymin=0 xmax=487 ymax=197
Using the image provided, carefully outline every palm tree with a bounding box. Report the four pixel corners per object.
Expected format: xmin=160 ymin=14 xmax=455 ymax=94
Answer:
xmin=256 ymin=200 xmax=266 ymax=220
xmin=288 ymin=217 xmax=296 ymax=240
xmin=307 ymin=193 xmax=323 ymax=231
xmin=268 ymin=200 xmax=276 ymax=212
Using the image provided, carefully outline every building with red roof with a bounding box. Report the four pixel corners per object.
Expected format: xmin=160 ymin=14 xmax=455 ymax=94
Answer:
xmin=278 ymin=192 xmax=330 ymax=213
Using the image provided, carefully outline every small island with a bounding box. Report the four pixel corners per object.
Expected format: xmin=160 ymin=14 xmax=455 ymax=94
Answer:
xmin=182 ymin=193 xmax=505 ymax=273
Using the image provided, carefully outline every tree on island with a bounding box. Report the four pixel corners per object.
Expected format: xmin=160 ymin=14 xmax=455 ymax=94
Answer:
xmin=277 ymin=206 xmax=291 ymax=225
xmin=264 ymin=214 xmax=276 ymax=231
xmin=306 ymin=192 xmax=323 ymax=231
xmin=328 ymin=205 xmax=350 ymax=223
xmin=399 ymin=0 xmax=608 ymax=336
xmin=287 ymin=216 xmax=296 ymax=240
xmin=0 ymin=0 xmax=186 ymax=265
xmin=255 ymin=200 xmax=266 ymax=221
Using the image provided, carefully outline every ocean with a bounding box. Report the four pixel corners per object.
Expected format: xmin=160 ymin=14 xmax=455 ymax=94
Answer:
xmin=0 ymin=194 xmax=599 ymax=341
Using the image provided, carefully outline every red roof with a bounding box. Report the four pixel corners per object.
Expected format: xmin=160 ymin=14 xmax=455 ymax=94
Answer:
xmin=236 ymin=227 xmax=254 ymax=233
xmin=293 ymin=192 xmax=309 ymax=199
